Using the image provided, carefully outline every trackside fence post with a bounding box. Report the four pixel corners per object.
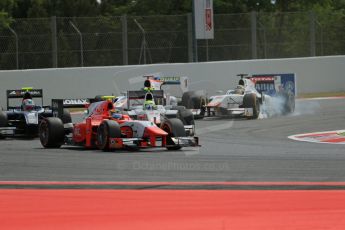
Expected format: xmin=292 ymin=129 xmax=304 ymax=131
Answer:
xmin=121 ymin=15 xmax=128 ymax=65
xmin=51 ymin=16 xmax=58 ymax=68
xmin=251 ymin=11 xmax=257 ymax=59
xmin=187 ymin=13 xmax=193 ymax=63
xmin=309 ymin=11 xmax=316 ymax=56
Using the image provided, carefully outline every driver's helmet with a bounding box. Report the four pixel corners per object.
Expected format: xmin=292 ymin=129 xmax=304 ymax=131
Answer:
xmin=143 ymin=100 xmax=156 ymax=110
xmin=234 ymin=85 xmax=245 ymax=95
xmin=110 ymin=109 xmax=123 ymax=119
xmin=22 ymin=99 xmax=35 ymax=111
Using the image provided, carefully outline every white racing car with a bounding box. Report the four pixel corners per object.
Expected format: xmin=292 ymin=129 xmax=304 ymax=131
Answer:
xmin=114 ymin=74 xmax=207 ymax=119
xmin=117 ymin=89 xmax=196 ymax=136
xmin=206 ymin=74 xmax=296 ymax=119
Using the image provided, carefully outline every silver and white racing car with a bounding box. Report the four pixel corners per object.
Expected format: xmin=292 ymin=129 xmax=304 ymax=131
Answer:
xmin=206 ymin=74 xmax=296 ymax=119
xmin=114 ymin=74 xmax=207 ymax=119
xmin=116 ymin=89 xmax=196 ymax=136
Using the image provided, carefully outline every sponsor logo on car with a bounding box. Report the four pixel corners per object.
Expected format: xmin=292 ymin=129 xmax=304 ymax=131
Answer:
xmin=161 ymin=76 xmax=181 ymax=82
xmin=63 ymin=99 xmax=88 ymax=105
xmin=250 ymin=76 xmax=275 ymax=83
xmin=8 ymin=90 xmax=42 ymax=96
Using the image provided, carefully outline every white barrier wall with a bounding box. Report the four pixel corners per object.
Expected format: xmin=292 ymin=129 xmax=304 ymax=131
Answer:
xmin=1 ymin=55 xmax=345 ymax=108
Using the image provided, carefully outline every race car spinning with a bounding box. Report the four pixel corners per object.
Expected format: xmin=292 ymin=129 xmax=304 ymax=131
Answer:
xmin=39 ymin=98 xmax=199 ymax=151
xmin=206 ymin=74 xmax=295 ymax=119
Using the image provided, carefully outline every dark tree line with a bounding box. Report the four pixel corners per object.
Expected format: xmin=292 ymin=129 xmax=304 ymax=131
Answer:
xmin=0 ymin=1 xmax=345 ymax=69
xmin=2 ymin=0 xmax=345 ymax=21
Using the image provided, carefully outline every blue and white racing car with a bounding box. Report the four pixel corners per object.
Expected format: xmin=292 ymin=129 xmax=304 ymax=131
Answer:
xmin=0 ymin=87 xmax=71 ymax=138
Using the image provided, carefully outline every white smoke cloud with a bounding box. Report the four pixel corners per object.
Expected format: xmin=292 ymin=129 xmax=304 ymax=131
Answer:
xmin=259 ymin=97 xmax=321 ymax=119
xmin=259 ymin=95 xmax=287 ymax=119
xmin=292 ymin=99 xmax=321 ymax=116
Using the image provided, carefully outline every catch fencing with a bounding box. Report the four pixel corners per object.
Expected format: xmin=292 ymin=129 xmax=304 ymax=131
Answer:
xmin=0 ymin=11 xmax=344 ymax=70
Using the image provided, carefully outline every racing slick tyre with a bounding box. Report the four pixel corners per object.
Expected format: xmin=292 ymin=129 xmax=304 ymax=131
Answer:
xmin=243 ymin=93 xmax=260 ymax=119
xmin=0 ymin=111 xmax=8 ymax=139
xmin=172 ymin=106 xmax=195 ymax=126
xmin=179 ymin=109 xmax=195 ymax=126
xmin=97 ymin=120 xmax=121 ymax=151
xmin=0 ymin=111 xmax=7 ymax=127
xmin=161 ymin=118 xmax=186 ymax=150
xmin=39 ymin=117 xmax=65 ymax=148
xmin=61 ymin=108 xmax=72 ymax=124
xmin=181 ymin=91 xmax=206 ymax=119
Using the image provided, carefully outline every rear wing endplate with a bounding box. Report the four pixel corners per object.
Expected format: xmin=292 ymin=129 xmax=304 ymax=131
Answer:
xmin=51 ymin=98 xmax=90 ymax=120
xmin=52 ymin=99 xmax=65 ymax=120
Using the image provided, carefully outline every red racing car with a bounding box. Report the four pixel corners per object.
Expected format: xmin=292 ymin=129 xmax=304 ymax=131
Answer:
xmin=39 ymin=99 xmax=199 ymax=151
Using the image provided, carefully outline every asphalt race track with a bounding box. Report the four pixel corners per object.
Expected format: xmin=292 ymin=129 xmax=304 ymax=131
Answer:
xmin=1 ymin=98 xmax=344 ymax=183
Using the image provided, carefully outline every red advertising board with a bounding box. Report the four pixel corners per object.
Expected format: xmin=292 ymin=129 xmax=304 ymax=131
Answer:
xmin=205 ymin=8 xmax=212 ymax=31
